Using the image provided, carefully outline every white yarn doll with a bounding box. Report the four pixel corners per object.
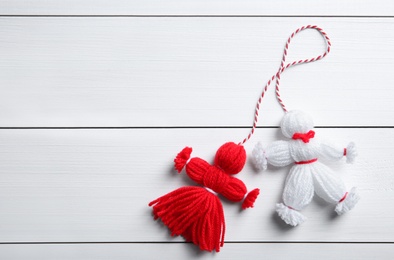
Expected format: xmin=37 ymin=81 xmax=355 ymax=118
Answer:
xmin=253 ymin=110 xmax=360 ymax=226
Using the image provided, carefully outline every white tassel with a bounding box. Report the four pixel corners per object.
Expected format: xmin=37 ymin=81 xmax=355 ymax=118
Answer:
xmin=335 ymin=187 xmax=360 ymax=215
xmin=252 ymin=142 xmax=267 ymax=171
xmin=346 ymin=142 xmax=357 ymax=164
xmin=276 ymin=203 xmax=307 ymax=226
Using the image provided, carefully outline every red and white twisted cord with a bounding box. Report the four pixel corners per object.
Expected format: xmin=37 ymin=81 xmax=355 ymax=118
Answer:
xmin=240 ymin=25 xmax=331 ymax=145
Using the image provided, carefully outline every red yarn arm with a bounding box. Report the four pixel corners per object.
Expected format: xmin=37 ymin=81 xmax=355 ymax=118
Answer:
xmin=221 ymin=177 xmax=247 ymax=202
xmin=185 ymin=157 xmax=211 ymax=185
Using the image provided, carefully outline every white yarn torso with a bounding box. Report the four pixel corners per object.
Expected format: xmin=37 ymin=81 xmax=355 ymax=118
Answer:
xmin=289 ymin=139 xmax=320 ymax=162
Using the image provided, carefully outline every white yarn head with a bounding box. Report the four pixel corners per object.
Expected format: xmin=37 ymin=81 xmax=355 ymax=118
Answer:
xmin=280 ymin=110 xmax=314 ymax=138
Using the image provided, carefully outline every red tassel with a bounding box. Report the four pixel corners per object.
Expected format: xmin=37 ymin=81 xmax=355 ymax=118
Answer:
xmin=149 ymin=186 xmax=225 ymax=252
xmin=242 ymin=188 xmax=260 ymax=209
xmin=174 ymin=147 xmax=192 ymax=173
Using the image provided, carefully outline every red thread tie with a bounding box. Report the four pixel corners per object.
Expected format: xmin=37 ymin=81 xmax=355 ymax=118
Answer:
xmin=240 ymin=25 xmax=331 ymax=145
xmin=292 ymin=130 xmax=315 ymax=143
xmin=295 ymin=158 xmax=318 ymax=165
xmin=339 ymin=192 xmax=348 ymax=203
xmin=343 ymin=148 xmax=347 ymax=156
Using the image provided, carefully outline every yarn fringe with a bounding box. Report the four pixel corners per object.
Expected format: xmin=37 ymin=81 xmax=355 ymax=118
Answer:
xmin=335 ymin=187 xmax=360 ymax=215
xmin=346 ymin=142 xmax=357 ymax=164
xmin=149 ymin=186 xmax=225 ymax=252
xmin=174 ymin=147 xmax=193 ymax=173
xmin=276 ymin=203 xmax=306 ymax=227
xmin=252 ymin=142 xmax=268 ymax=171
xmin=242 ymin=188 xmax=260 ymax=209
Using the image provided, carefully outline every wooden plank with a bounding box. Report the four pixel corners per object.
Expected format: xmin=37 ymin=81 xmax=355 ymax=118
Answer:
xmin=0 ymin=243 xmax=393 ymax=259
xmin=0 ymin=128 xmax=392 ymax=242
xmin=0 ymin=0 xmax=393 ymax=16
xmin=0 ymin=17 xmax=393 ymax=127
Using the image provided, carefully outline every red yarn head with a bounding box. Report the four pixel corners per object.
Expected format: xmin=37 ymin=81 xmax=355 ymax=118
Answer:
xmin=214 ymin=142 xmax=246 ymax=175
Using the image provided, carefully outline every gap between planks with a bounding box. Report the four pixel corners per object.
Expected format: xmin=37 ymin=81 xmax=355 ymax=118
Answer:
xmin=1 ymin=15 xmax=394 ymax=18
xmin=0 ymin=126 xmax=393 ymax=130
xmin=1 ymin=241 xmax=393 ymax=245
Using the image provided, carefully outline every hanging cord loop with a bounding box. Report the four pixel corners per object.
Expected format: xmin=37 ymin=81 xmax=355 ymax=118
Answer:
xmin=239 ymin=25 xmax=331 ymax=145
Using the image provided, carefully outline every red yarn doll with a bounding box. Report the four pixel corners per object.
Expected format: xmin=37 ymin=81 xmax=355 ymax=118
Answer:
xmin=149 ymin=142 xmax=260 ymax=252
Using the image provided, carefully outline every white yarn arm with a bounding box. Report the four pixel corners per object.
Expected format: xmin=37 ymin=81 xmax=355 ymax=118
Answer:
xmin=319 ymin=139 xmax=357 ymax=164
xmin=265 ymin=140 xmax=294 ymax=167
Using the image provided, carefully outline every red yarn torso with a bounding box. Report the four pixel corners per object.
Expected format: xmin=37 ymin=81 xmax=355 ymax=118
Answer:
xmin=186 ymin=158 xmax=247 ymax=202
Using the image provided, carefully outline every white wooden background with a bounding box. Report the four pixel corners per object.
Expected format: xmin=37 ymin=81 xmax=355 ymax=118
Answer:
xmin=0 ymin=1 xmax=394 ymax=259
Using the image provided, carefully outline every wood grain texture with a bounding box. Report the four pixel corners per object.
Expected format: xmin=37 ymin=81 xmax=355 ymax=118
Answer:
xmin=1 ymin=243 xmax=393 ymax=260
xmin=0 ymin=17 xmax=393 ymax=127
xmin=0 ymin=0 xmax=393 ymax=16
xmin=0 ymin=128 xmax=392 ymax=242
xmin=1 ymin=1 xmax=393 ymax=258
